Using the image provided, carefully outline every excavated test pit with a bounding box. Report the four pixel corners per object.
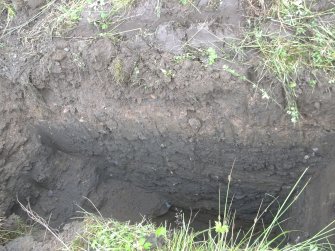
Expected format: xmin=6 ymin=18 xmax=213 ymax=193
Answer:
xmin=0 ymin=0 xmax=335 ymax=245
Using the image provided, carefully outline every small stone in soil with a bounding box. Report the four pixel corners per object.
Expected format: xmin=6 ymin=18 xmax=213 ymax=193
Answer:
xmin=188 ymin=118 xmax=202 ymax=130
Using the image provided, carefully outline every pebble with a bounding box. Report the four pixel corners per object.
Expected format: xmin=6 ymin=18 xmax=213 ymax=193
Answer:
xmin=314 ymin=102 xmax=321 ymax=110
xmin=188 ymin=118 xmax=201 ymax=130
xmin=52 ymin=50 xmax=67 ymax=61
xmin=212 ymin=72 xmax=220 ymax=79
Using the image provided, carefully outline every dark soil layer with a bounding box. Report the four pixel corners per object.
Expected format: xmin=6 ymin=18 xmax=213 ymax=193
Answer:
xmin=0 ymin=0 xmax=334 ymax=245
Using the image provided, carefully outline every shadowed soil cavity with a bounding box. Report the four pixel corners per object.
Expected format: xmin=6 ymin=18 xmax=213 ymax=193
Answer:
xmin=0 ymin=0 xmax=335 ymax=249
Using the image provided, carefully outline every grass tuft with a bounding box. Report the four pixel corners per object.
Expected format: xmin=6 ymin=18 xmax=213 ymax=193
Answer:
xmin=0 ymin=215 xmax=28 ymax=246
xmin=67 ymin=168 xmax=335 ymax=250
xmin=50 ymin=0 xmax=88 ymax=35
xmin=71 ymin=215 xmax=164 ymax=251
xmin=111 ymin=57 xmax=125 ymax=84
xmin=110 ymin=0 xmax=135 ymax=11
xmin=12 ymin=0 xmax=136 ymax=43
xmin=243 ymin=0 xmax=335 ymax=123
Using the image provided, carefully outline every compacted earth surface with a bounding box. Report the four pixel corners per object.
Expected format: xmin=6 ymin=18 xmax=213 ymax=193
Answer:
xmin=0 ymin=0 xmax=334 ymax=249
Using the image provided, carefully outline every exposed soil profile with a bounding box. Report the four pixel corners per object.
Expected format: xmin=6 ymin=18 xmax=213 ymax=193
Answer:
xmin=0 ymin=0 xmax=335 ymax=249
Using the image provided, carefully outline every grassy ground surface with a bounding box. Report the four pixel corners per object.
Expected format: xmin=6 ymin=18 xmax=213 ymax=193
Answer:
xmin=242 ymin=0 xmax=335 ymax=123
xmin=1 ymin=0 xmax=334 ymax=123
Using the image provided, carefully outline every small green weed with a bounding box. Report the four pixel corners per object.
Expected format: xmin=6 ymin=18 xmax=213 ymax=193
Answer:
xmin=161 ymin=68 xmax=174 ymax=78
xmin=98 ymin=11 xmax=110 ymax=30
xmin=110 ymin=0 xmax=134 ymax=11
xmin=179 ymin=0 xmax=188 ymax=6
xmin=206 ymin=47 xmax=218 ymax=65
xmin=222 ymin=64 xmax=247 ymax=81
xmin=308 ymin=79 xmax=317 ymax=88
xmin=287 ymin=103 xmax=300 ymax=124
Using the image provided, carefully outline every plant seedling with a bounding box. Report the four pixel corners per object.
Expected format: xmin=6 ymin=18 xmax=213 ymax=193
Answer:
xmin=207 ymin=47 xmax=218 ymax=65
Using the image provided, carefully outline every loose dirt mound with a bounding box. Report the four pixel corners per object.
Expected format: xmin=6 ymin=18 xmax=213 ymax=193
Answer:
xmin=0 ymin=0 xmax=334 ymax=244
